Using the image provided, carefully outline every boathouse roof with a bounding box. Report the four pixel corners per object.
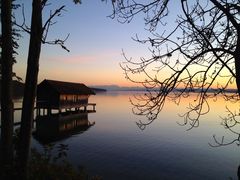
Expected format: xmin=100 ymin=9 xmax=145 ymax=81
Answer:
xmin=38 ymin=79 xmax=95 ymax=95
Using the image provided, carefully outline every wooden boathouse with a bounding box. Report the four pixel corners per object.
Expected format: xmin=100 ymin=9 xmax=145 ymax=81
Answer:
xmin=36 ymin=79 xmax=96 ymax=116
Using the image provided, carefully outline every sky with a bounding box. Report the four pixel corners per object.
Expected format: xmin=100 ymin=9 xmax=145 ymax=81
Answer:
xmin=12 ymin=1 xmax=237 ymax=90
xmin=14 ymin=0 xmax=156 ymax=87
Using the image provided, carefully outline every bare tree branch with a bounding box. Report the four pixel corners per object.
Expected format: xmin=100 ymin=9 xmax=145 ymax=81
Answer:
xmin=112 ymin=0 xmax=240 ymax=129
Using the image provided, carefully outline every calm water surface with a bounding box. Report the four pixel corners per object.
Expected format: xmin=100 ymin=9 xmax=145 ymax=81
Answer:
xmin=9 ymin=92 xmax=240 ymax=179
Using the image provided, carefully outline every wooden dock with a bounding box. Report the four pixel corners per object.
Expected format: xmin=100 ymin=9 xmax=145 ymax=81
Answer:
xmin=0 ymin=107 xmax=24 ymax=111
xmin=0 ymin=103 xmax=96 ymax=128
xmin=0 ymin=103 xmax=96 ymax=113
xmin=36 ymin=103 xmax=96 ymax=116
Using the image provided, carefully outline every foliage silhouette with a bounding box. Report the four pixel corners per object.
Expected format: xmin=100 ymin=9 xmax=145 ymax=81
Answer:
xmin=28 ymin=144 xmax=96 ymax=180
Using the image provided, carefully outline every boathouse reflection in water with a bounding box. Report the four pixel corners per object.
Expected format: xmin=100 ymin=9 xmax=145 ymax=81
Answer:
xmin=34 ymin=112 xmax=95 ymax=144
xmin=34 ymin=79 xmax=96 ymax=144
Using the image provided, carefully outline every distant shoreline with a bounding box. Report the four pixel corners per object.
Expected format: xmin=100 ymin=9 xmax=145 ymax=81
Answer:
xmin=0 ymin=81 xmax=237 ymax=98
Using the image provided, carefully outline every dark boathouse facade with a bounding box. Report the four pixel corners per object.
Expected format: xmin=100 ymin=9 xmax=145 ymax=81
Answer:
xmin=36 ymin=79 xmax=96 ymax=116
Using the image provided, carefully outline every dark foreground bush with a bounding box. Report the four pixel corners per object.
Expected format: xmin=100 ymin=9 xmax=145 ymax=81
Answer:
xmin=28 ymin=144 xmax=102 ymax=180
xmin=0 ymin=143 xmax=102 ymax=180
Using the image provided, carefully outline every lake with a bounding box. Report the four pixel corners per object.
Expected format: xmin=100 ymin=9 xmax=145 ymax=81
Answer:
xmin=6 ymin=91 xmax=240 ymax=179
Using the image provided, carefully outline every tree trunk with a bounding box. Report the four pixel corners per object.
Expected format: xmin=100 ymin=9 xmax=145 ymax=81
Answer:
xmin=17 ymin=0 xmax=42 ymax=178
xmin=235 ymin=34 xmax=240 ymax=95
xmin=0 ymin=0 xmax=14 ymax=177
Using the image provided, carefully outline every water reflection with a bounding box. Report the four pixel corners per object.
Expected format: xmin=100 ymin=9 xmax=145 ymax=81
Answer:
xmin=33 ymin=112 xmax=95 ymax=144
xmin=3 ymin=92 xmax=240 ymax=179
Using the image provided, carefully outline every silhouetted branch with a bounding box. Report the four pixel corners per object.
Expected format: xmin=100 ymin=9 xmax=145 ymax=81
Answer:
xmin=43 ymin=34 xmax=70 ymax=52
xmin=42 ymin=5 xmax=66 ymax=40
xmin=209 ymin=134 xmax=240 ymax=147
xmin=14 ymin=2 xmax=70 ymax=52
xmin=209 ymin=106 xmax=240 ymax=147
xmin=112 ymin=0 xmax=240 ymax=129
xmin=110 ymin=0 xmax=170 ymax=31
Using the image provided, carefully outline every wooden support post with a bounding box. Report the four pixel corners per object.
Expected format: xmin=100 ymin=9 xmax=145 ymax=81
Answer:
xmin=36 ymin=108 xmax=38 ymax=116
xmin=47 ymin=108 xmax=51 ymax=116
